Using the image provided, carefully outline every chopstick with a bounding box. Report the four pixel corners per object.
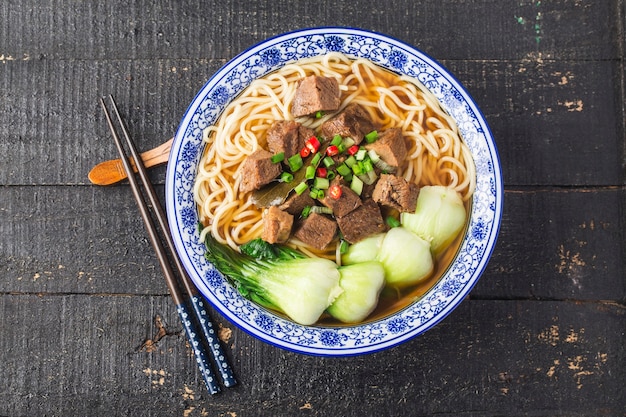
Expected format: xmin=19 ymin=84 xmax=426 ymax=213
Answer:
xmin=99 ymin=95 xmax=237 ymax=394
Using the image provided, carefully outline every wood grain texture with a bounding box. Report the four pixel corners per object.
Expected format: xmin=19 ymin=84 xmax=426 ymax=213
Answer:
xmin=1 ymin=0 xmax=624 ymax=415
xmin=0 ymin=0 xmax=620 ymax=61
xmin=0 ymin=295 xmax=623 ymax=416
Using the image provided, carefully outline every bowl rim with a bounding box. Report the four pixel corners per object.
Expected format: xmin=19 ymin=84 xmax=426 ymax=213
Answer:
xmin=166 ymin=26 xmax=503 ymax=356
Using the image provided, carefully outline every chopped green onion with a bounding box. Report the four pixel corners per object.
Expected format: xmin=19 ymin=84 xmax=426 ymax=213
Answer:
xmin=366 ymin=169 xmax=378 ymax=184
xmin=294 ymin=181 xmax=308 ymax=195
xmin=315 ymin=111 xmax=324 ymax=119
xmin=280 ymin=172 xmax=294 ymax=182
xmin=323 ymin=156 xmax=335 ymax=168
xmin=374 ymin=158 xmax=396 ymax=173
xmin=336 ymin=163 xmax=351 ymax=177
xmin=342 ymin=137 xmax=355 ymax=148
xmin=358 ymin=170 xmax=377 ymax=185
xmin=350 ymin=176 xmax=363 ymax=196
xmin=311 ymin=205 xmax=333 ymax=215
xmin=305 ymin=165 xmax=316 ymax=180
xmin=343 ymin=172 xmax=353 ymax=182
xmin=365 ymin=130 xmax=378 ymax=143
xmin=337 ymin=143 xmax=346 ymax=153
xmin=344 ymin=155 xmax=356 ymax=168
xmin=313 ymin=177 xmax=330 ymax=190
xmin=309 ymin=187 xmax=320 ymax=199
xmin=288 ymin=153 xmax=303 ymax=172
xmin=310 ymin=152 xmax=320 ymax=166
xmin=317 ymin=189 xmax=325 ymax=199
xmin=352 ymin=162 xmax=364 ymax=176
xmin=355 ymin=149 xmax=368 ymax=161
xmin=367 ymin=149 xmax=380 ymax=163
xmin=362 ymin=159 xmax=374 ymax=173
xmin=301 ymin=206 xmax=312 ymax=218
xmin=326 ymin=170 xmax=336 ymax=180
xmin=331 ymin=135 xmax=343 ymax=147
xmin=271 ymin=152 xmax=285 ymax=164
xmin=386 ymin=216 xmax=401 ymax=228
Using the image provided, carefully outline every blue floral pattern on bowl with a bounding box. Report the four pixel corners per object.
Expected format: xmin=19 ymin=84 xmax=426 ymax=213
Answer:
xmin=166 ymin=27 xmax=503 ymax=356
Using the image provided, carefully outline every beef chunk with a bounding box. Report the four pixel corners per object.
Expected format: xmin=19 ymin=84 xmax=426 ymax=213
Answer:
xmin=266 ymin=121 xmax=302 ymax=160
xmin=278 ymin=191 xmax=316 ymax=216
xmin=291 ymin=76 xmax=341 ymax=117
xmin=321 ymin=103 xmax=375 ymax=144
xmin=262 ymin=206 xmax=294 ymax=244
xmin=294 ymin=212 xmax=337 ymax=250
xmin=238 ymin=148 xmax=282 ymax=193
xmin=265 ymin=121 xmax=315 ymax=160
xmin=336 ymin=199 xmax=386 ymax=244
xmin=365 ymin=128 xmax=408 ymax=168
xmin=372 ymin=174 xmax=419 ymax=213
xmin=298 ymin=124 xmax=316 ymax=144
xmin=320 ymin=179 xmax=362 ymax=217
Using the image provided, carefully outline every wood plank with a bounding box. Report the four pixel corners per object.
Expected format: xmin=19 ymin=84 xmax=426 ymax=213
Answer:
xmin=0 ymin=0 xmax=620 ymax=61
xmin=446 ymin=58 xmax=625 ymax=187
xmin=0 ymin=58 xmax=621 ymax=187
xmin=0 ymin=295 xmax=623 ymax=416
xmin=473 ymin=187 xmax=626 ymax=301
xmin=0 ymin=58 xmax=222 ymax=186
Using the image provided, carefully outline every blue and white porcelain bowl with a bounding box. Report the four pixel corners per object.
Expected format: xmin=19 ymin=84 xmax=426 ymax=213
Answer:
xmin=166 ymin=27 xmax=503 ymax=356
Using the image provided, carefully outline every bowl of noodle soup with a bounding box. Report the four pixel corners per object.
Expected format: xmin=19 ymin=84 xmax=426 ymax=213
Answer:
xmin=166 ymin=27 xmax=502 ymax=356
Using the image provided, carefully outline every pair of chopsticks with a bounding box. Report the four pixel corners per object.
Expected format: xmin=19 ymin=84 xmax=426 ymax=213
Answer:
xmin=99 ymin=95 xmax=236 ymax=394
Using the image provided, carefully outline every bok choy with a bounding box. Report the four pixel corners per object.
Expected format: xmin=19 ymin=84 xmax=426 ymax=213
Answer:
xmin=342 ymin=227 xmax=433 ymax=288
xmin=203 ymin=235 xmax=342 ymax=325
xmin=400 ymin=185 xmax=466 ymax=255
xmin=327 ymin=261 xmax=385 ymax=323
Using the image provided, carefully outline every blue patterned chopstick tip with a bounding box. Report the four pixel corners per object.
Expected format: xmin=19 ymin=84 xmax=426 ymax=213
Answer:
xmin=177 ymin=303 xmax=220 ymax=394
xmin=189 ymin=295 xmax=237 ymax=387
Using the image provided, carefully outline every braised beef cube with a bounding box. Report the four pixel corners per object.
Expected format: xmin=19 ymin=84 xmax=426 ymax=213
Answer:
xmin=262 ymin=206 xmax=294 ymax=244
xmin=238 ymin=149 xmax=282 ymax=193
xmin=336 ymin=200 xmax=386 ymax=244
xmin=291 ymin=76 xmax=341 ymax=117
xmin=372 ymin=174 xmax=419 ymax=213
xmin=298 ymin=124 xmax=315 ymax=143
xmin=365 ymin=128 xmax=408 ymax=168
xmin=278 ymin=191 xmax=316 ymax=216
xmin=321 ymin=103 xmax=375 ymax=145
xmin=294 ymin=212 xmax=337 ymax=250
xmin=320 ymin=179 xmax=362 ymax=217
xmin=265 ymin=120 xmax=303 ymax=160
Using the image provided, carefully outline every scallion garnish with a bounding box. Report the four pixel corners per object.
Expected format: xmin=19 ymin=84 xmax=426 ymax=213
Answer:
xmin=294 ymin=181 xmax=308 ymax=195
xmin=271 ymin=152 xmax=285 ymax=164
xmin=288 ymin=153 xmax=304 ymax=172
xmin=280 ymin=172 xmax=294 ymax=182
xmin=365 ymin=130 xmax=378 ymax=143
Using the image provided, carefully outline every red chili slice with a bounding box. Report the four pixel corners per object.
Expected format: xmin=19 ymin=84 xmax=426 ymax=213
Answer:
xmin=326 ymin=145 xmax=339 ymax=157
xmin=328 ymin=184 xmax=342 ymax=200
xmin=347 ymin=144 xmax=360 ymax=156
xmin=300 ymin=147 xmax=311 ymax=158
xmin=316 ymin=167 xmax=327 ymax=178
xmin=305 ymin=136 xmax=321 ymax=153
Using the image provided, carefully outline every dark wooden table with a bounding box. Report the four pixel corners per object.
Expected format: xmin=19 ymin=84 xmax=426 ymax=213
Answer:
xmin=1 ymin=1 xmax=624 ymax=416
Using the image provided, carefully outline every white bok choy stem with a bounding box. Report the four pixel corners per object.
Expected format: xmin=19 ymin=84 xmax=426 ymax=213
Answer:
xmin=327 ymin=261 xmax=386 ymax=323
xmin=400 ymin=185 xmax=467 ymax=255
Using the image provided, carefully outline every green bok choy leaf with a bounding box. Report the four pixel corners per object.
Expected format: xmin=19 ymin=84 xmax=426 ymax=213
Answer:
xmin=203 ymin=236 xmax=342 ymax=325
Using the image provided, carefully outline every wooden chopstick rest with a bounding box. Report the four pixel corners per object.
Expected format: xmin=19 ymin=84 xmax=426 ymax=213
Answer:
xmin=88 ymin=137 xmax=173 ymax=186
